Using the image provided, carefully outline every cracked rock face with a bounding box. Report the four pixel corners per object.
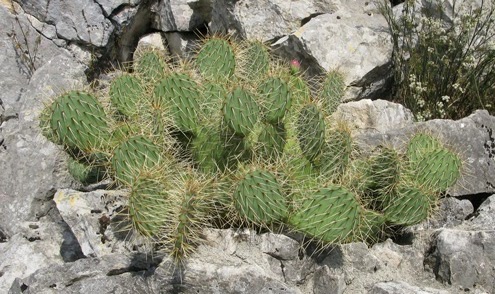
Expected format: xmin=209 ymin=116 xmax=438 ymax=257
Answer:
xmin=210 ymin=0 xmax=339 ymax=40
xmin=1 ymin=0 xmax=495 ymax=293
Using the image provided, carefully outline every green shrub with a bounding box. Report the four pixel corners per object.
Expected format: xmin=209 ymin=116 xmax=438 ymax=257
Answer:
xmin=379 ymin=0 xmax=495 ymax=120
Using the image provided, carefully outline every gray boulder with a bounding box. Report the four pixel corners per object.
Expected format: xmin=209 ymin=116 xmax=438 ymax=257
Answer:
xmin=273 ymin=1 xmax=392 ymax=101
xmin=0 ymin=52 xmax=86 ymax=236
xmin=152 ymin=0 xmax=211 ymax=32
xmin=464 ymin=194 xmax=495 ymax=230
xmin=370 ymin=281 xmax=450 ymax=294
xmin=95 ymin=0 xmax=141 ymax=16
xmin=8 ymin=253 xmax=166 ymax=294
xmin=17 ymin=0 xmax=114 ymax=47
xmin=421 ymin=197 xmax=474 ymax=229
xmin=0 ymin=219 xmax=83 ymax=293
xmin=332 ymin=99 xmax=415 ymax=136
xmin=425 ymin=229 xmax=495 ymax=293
xmin=53 ymin=189 xmax=133 ymax=258
xmin=210 ymin=0 xmax=339 ymax=40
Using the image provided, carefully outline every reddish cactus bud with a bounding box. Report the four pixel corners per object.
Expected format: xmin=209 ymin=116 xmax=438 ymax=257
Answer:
xmin=290 ymin=59 xmax=301 ymax=75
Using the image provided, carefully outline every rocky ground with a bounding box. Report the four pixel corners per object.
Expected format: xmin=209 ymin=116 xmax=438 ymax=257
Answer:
xmin=1 ymin=0 xmax=494 ymax=293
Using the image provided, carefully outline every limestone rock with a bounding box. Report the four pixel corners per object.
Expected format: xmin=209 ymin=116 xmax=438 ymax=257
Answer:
xmin=210 ymin=0 xmax=339 ymax=41
xmin=94 ymin=0 xmax=141 ymax=16
xmin=164 ymin=31 xmax=198 ymax=59
xmin=463 ymin=194 xmax=495 ymax=230
xmin=0 ymin=4 xmax=61 ymax=115
xmin=17 ymin=0 xmax=114 ymax=47
xmin=179 ymin=229 xmax=300 ymax=293
xmin=274 ymin=1 xmax=392 ymax=101
xmin=53 ymin=189 xmax=132 ymax=258
xmin=332 ymin=99 xmax=414 ymax=136
xmin=152 ymin=0 xmax=211 ymax=32
xmin=0 ymin=52 xmax=86 ymax=236
xmin=313 ymin=265 xmax=346 ymax=294
xmin=0 ymin=220 xmax=83 ymax=293
xmin=135 ymin=32 xmax=167 ymax=53
xmin=8 ymin=253 xmax=166 ymax=294
xmin=370 ymin=281 xmax=451 ymax=294
xmin=426 ymin=229 xmax=495 ymax=293
xmin=424 ymin=197 xmax=474 ymax=229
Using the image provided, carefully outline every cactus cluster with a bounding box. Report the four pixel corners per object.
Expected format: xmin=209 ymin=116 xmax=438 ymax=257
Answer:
xmin=40 ymin=36 xmax=463 ymax=263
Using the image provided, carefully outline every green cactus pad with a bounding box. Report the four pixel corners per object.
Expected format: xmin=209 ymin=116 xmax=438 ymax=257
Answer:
xmin=355 ymin=209 xmax=386 ymax=242
xmin=413 ymin=149 xmax=461 ymax=191
xmin=407 ymin=133 xmax=442 ymax=164
xmin=67 ymin=158 xmax=105 ymax=185
xmin=366 ymin=147 xmax=401 ymax=196
xmin=290 ymin=185 xmax=362 ymax=243
xmin=196 ymin=38 xmax=235 ymax=82
xmin=129 ymin=176 xmax=168 ymax=238
xmin=154 ymin=73 xmax=201 ymax=134
xmin=259 ymin=77 xmax=292 ymax=124
xmin=290 ymin=76 xmax=311 ymax=104
xmin=191 ymin=127 xmax=224 ymax=173
xmin=383 ymin=185 xmax=433 ymax=225
xmin=239 ymin=41 xmax=269 ymax=80
xmin=111 ymin=135 xmax=161 ymax=184
xmin=297 ymin=104 xmax=326 ymax=162
xmin=319 ymin=128 xmax=352 ymax=178
xmin=134 ymin=50 xmax=166 ymax=82
xmin=223 ymin=87 xmax=260 ymax=137
xmin=233 ymin=170 xmax=287 ymax=224
xmin=49 ymin=91 xmax=109 ymax=151
xmin=257 ymin=122 xmax=286 ymax=161
xmin=202 ymin=82 xmax=227 ymax=118
xmin=320 ymin=70 xmax=345 ymax=115
xmin=109 ymin=74 xmax=144 ymax=117
xmin=165 ymin=175 xmax=212 ymax=262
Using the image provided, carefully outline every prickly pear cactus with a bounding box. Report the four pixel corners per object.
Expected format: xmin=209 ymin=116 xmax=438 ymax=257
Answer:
xmin=39 ymin=35 xmax=463 ymax=263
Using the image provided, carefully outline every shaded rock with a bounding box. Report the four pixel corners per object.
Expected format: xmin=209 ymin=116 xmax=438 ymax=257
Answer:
xmin=464 ymin=194 xmax=495 ymax=230
xmin=426 ymin=229 xmax=495 ymax=293
xmin=164 ymin=31 xmax=199 ymax=59
xmin=355 ymin=110 xmax=495 ymax=197
xmin=113 ymin=3 xmax=154 ymax=62
xmin=95 ymin=0 xmax=141 ymax=16
xmin=152 ymin=0 xmax=211 ymax=32
xmin=370 ymin=281 xmax=450 ymax=294
xmin=8 ymin=253 xmax=165 ymax=294
xmin=333 ymin=99 xmax=414 ymax=136
xmin=210 ymin=0 xmax=339 ymax=41
xmin=273 ymin=1 xmax=392 ymax=100
xmin=313 ymin=265 xmax=346 ymax=294
xmin=53 ymin=189 xmax=132 ymax=258
xmin=256 ymin=233 xmax=300 ymax=261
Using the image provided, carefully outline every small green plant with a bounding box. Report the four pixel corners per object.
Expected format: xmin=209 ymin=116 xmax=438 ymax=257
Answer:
xmin=378 ymin=0 xmax=495 ymax=120
xmin=40 ymin=36 xmax=463 ymax=264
